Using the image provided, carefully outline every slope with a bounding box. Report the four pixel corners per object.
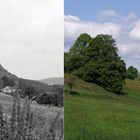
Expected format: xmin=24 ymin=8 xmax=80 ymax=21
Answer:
xmin=0 ymin=64 xmax=61 ymax=95
xmin=64 ymin=78 xmax=140 ymax=140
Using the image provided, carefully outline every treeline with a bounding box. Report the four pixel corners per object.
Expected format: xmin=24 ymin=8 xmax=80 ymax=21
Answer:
xmin=37 ymin=86 xmax=63 ymax=106
xmin=65 ymin=33 xmax=139 ymax=94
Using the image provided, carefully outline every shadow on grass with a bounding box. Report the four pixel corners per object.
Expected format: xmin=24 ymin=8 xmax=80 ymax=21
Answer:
xmin=64 ymin=89 xmax=79 ymax=96
xmin=118 ymin=90 xmax=128 ymax=95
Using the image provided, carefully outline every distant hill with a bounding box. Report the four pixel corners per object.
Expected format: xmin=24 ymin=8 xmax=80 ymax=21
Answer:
xmin=0 ymin=64 xmax=62 ymax=95
xmin=39 ymin=77 xmax=64 ymax=85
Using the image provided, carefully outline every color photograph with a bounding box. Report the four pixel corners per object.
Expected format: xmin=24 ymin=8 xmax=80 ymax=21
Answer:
xmin=64 ymin=0 xmax=140 ymax=139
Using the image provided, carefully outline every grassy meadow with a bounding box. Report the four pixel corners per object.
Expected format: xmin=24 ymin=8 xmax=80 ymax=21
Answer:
xmin=64 ymin=79 xmax=140 ymax=140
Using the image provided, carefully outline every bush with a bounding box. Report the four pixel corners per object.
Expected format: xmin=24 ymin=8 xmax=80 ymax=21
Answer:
xmin=25 ymin=86 xmax=38 ymax=99
xmin=126 ymin=66 xmax=138 ymax=79
xmin=38 ymin=92 xmax=63 ymax=106
xmin=70 ymin=91 xmax=79 ymax=96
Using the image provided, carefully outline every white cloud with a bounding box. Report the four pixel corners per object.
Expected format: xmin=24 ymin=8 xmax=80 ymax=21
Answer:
xmin=65 ymin=15 xmax=121 ymax=48
xmin=116 ymin=42 xmax=140 ymax=70
xmin=121 ymin=12 xmax=137 ymax=23
xmin=65 ymin=13 xmax=140 ymax=71
xmin=129 ymin=19 xmax=140 ymax=40
xmin=64 ymin=15 xmax=80 ymax=21
xmin=0 ymin=0 xmax=63 ymax=80
xmin=118 ymin=43 xmax=140 ymax=56
xmin=98 ymin=10 xmax=120 ymax=18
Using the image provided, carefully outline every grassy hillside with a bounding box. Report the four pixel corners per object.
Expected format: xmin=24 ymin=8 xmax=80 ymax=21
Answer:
xmin=64 ymin=78 xmax=140 ymax=140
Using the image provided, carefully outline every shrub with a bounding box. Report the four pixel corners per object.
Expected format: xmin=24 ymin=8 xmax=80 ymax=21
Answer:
xmin=25 ymin=86 xmax=38 ymax=99
xmin=38 ymin=92 xmax=63 ymax=106
xmin=70 ymin=91 xmax=79 ymax=96
xmin=126 ymin=66 xmax=138 ymax=79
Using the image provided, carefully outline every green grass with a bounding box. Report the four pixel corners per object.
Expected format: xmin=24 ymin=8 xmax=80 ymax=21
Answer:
xmin=64 ymin=79 xmax=140 ymax=140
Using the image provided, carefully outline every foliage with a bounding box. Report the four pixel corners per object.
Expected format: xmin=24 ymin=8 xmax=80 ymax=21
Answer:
xmin=126 ymin=66 xmax=138 ymax=79
xmin=0 ymin=103 xmax=8 ymax=139
xmin=38 ymin=92 xmax=63 ymax=106
xmin=136 ymin=73 xmax=140 ymax=80
xmin=37 ymin=85 xmax=63 ymax=106
xmin=65 ymin=33 xmax=126 ymax=94
xmin=64 ymin=33 xmax=91 ymax=73
xmin=2 ymin=76 xmax=10 ymax=87
xmin=0 ymin=92 xmax=35 ymax=140
xmin=25 ymin=86 xmax=38 ymax=99
xmin=0 ymin=86 xmax=63 ymax=140
xmin=2 ymin=76 xmax=15 ymax=88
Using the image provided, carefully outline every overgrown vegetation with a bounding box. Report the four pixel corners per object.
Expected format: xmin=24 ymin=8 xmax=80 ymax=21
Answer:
xmin=37 ymin=87 xmax=63 ymax=106
xmin=0 ymin=85 xmax=63 ymax=140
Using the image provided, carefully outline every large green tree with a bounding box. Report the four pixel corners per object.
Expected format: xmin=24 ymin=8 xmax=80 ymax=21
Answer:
xmin=65 ymin=34 xmax=126 ymax=94
xmin=64 ymin=33 xmax=91 ymax=73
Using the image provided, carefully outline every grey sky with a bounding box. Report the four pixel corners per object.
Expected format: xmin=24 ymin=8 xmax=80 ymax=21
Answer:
xmin=0 ymin=0 xmax=63 ymax=80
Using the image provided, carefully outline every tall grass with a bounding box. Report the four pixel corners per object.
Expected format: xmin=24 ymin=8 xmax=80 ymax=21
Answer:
xmin=65 ymin=79 xmax=140 ymax=140
xmin=0 ymin=87 xmax=63 ymax=140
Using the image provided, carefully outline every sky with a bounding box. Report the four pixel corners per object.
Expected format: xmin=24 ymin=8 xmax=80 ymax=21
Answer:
xmin=0 ymin=0 xmax=63 ymax=80
xmin=65 ymin=0 xmax=140 ymax=71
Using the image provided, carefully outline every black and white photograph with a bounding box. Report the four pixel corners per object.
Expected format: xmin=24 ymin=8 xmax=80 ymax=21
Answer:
xmin=0 ymin=0 xmax=63 ymax=139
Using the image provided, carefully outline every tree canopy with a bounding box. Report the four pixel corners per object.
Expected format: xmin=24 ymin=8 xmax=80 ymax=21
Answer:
xmin=65 ymin=33 xmax=126 ymax=94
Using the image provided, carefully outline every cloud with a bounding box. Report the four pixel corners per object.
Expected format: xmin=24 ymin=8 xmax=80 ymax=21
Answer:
xmin=119 ymin=43 xmax=140 ymax=70
xmin=0 ymin=0 xmax=63 ymax=80
xmin=65 ymin=15 xmax=121 ymax=48
xmin=65 ymin=13 xmax=140 ymax=71
xmin=111 ymin=12 xmax=138 ymax=25
xmin=98 ymin=10 xmax=120 ymax=18
xmin=129 ymin=19 xmax=140 ymax=40
xmin=120 ymin=12 xmax=137 ymax=23
xmin=64 ymin=15 xmax=80 ymax=21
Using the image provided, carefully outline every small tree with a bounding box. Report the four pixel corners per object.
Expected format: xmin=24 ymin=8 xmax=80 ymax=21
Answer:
xmin=126 ymin=66 xmax=138 ymax=79
xmin=65 ymin=74 xmax=76 ymax=94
